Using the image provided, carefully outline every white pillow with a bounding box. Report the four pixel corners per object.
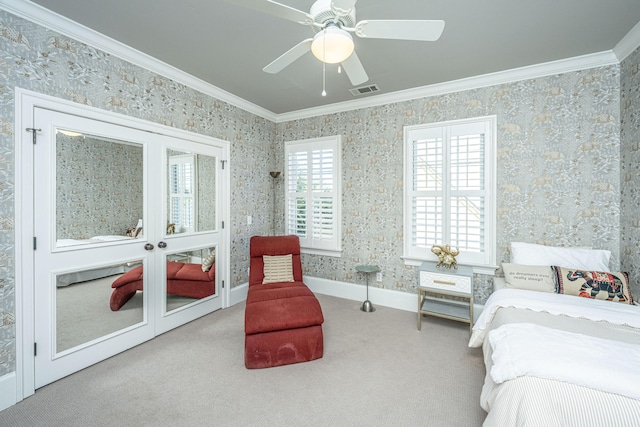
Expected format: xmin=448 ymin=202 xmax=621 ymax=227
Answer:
xmin=262 ymin=254 xmax=294 ymax=284
xmin=510 ymin=242 xmax=610 ymax=271
xmin=201 ymin=251 xmax=216 ymax=272
xmin=502 ymin=263 xmax=556 ymax=293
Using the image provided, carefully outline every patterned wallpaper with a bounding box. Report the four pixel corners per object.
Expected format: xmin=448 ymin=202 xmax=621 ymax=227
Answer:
xmin=0 ymin=10 xmax=274 ymax=376
xmin=196 ymin=153 xmax=217 ymax=232
xmin=621 ymin=45 xmax=640 ymax=299
xmin=56 ymin=133 xmax=143 ymax=239
xmin=0 ymin=8 xmax=637 ymax=381
xmin=276 ymin=65 xmax=623 ymax=305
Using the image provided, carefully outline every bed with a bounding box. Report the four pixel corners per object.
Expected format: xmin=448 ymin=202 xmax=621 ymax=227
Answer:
xmin=56 ymin=235 xmax=137 ymax=248
xmin=56 ymin=235 xmax=138 ymax=287
xmin=470 ymin=242 xmax=640 ymax=426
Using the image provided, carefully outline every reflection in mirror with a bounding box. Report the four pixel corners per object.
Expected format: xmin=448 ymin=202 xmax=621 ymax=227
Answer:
xmin=166 ymin=247 xmax=216 ymax=312
xmin=55 ymin=129 xmax=144 ymax=248
xmin=56 ymin=260 xmax=144 ymax=353
xmin=167 ymin=149 xmax=216 ymax=235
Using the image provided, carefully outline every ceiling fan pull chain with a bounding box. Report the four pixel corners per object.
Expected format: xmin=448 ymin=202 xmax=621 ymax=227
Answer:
xmin=322 ymin=62 xmax=327 ymax=96
xmin=322 ymin=28 xmax=327 ymax=96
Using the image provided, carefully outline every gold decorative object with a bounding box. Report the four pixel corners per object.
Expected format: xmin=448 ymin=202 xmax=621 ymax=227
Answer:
xmin=431 ymin=244 xmax=460 ymax=269
xmin=167 ymin=223 xmax=175 ymax=234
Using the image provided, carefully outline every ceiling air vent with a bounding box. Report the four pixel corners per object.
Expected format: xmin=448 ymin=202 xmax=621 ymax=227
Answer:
xmin=349 ymin=84 xmax=380 ymax=96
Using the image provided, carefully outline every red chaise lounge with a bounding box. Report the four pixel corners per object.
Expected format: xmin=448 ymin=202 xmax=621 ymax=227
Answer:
xmin=110 ymin=262 xmax=215 ymax=311
xmin=244 ymin=235 xmax=324 ymax=369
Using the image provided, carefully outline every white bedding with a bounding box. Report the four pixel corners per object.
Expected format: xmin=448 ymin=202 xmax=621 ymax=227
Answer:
xmin=57 ymin=235 xmax=134 ymax=248
xmin=472 ymin=289 xmax=640 ymax=426
xmin=470 ymin=288 xmax=640 ymax=347
xmin=489 ymin=322 xmax=640 ymax=400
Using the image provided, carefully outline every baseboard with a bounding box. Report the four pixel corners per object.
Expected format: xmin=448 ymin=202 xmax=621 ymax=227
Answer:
xmin=304 ymin=276 xmax=417 ymax=312
xmin=229 ymin=283 xmax=248 ymax=307
xmin=229 ymin=277 xmax=484 ymax=321
xmin=0 ymin=372 xmax=17 ymax=411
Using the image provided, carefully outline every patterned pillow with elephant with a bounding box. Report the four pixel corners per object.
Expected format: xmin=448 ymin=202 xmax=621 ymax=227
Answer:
xmin=552 ymin=266 xmax=634 ymax=305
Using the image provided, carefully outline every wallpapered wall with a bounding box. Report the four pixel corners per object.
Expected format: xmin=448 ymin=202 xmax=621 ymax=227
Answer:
xmin=621 ymin=46 xmax=640 ymax=292
xmin=57 ymin=134 xmax=143 ymax=239
xmin=196 ymin=154 xmax=218 ymax=232
xmin=0 ymin=8 xmax=636 ymax=380
xmin=275 ymin=65 xmax=623 ymax=304
xmin=0 ymin=10 xmax=274 ymax=376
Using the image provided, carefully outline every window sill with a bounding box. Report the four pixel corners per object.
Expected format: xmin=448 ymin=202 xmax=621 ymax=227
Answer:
xmin=301 ymin=248 xmax=342 ymax=258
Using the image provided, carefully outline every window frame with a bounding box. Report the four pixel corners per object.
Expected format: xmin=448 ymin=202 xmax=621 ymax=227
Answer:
xmin=284 ymin=135 xmax=342 ymax=257
xmin=403 ymin=116 xmax=497 ymax=273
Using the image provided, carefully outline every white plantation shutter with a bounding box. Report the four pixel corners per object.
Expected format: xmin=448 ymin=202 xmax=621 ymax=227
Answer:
xmin=169 ymin=154 xmax=196 ymax=233
xmin=285 ymin=136 xmax=342 ymax=255
xmin=412 ymin=134 xmax=443 ymax=249
xmin=450 ymin=130 xmax=485 ymax=253
xmin=404 ymin=117 xmax=495 ymax=267
xmin=287 ymin=151 xmax=308 ymax=237
xmin=312 ymin=148 xmax=334 ymax=240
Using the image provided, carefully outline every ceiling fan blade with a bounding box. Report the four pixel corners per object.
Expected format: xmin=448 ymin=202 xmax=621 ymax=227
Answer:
xmin=341 ymin=51 xmax=368 ymax=86
xmin=263 ymin=39 xmax=313 ymax=74
xmin=356 ymin=20 xmax=445 ymax=41
xmin=331 ymin=0 xmax=358 ymax=14
xmin=225 ymin=0 xmax=312 ymax=25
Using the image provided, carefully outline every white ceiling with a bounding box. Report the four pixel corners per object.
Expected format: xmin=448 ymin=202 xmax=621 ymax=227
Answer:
xmin=18 ymin=0 xmax=640 ymax=114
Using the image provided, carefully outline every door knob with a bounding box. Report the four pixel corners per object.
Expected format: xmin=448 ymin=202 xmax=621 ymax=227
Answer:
xmin=158 ymin=241 xmax=167 ymax=249
xmin=144 ymin=243 xmax=154 ymax=251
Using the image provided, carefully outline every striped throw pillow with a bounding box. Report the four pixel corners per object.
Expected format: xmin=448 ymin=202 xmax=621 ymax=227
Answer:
xmin=201 ymin=251 xmax=216 ymax=272
xmin=262 ymin=254 xmax=294 ymax=284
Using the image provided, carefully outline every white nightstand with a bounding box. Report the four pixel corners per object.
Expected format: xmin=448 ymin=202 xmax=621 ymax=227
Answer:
xmin=417 ymin=261 xmax=474 ymax=333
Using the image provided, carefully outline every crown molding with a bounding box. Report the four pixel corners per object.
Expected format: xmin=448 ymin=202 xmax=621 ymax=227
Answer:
xmin=0 ymin=0 xmax=278 ymax=122
xmin=614 ymin=20 xmax=640 ymax=62
xmin=2 ymin=1 xmax=636 ymax=125
xmin=275 ymin=50 xmax=619 ymax=123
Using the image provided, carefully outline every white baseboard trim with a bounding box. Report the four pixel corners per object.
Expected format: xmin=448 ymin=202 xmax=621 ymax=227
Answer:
xmin=229 ymin=283 xmax=248 ymax=307
xmin=0 ymin=372 xmax=17 ymax=411
xmin=305 ymin=276 xmax=485 ymax=322
xmin=229 ymin=277 xmax=484 ymax=321
xmin=304 ymin=275 xmax=417 ymax=312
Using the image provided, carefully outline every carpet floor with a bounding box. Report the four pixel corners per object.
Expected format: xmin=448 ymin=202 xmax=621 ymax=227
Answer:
xmin=1 ymin=293 xmax=487 ymax=426
xmin=57 ymin=274 xmax=199 ymax=352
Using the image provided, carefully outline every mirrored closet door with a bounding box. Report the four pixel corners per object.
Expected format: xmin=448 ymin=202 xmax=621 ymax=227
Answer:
xmin=32 ymin=107 xmax=225 ymax=388
xmin=156 ymin=142 xmax=223 ymax=334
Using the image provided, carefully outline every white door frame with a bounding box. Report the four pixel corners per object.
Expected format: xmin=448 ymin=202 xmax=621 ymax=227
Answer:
xmin=14 ymin=87 xmax=230 ymax=402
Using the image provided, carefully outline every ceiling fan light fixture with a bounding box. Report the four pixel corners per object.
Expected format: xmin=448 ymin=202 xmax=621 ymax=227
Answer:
xmin=311 ymin=26 xmax=354 ymax=64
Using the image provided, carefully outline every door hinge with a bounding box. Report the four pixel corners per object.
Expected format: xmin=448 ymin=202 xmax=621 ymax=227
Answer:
xmin=222 ymin=280 xmax=225 ymax=289
xmin=34 ymin=342 xmax=37 ymax=356
xmin=221 ymin=160 xmax=226 ymax=170
xmin=33 ymin=237 xmax=37 ymax=250
xmin=26 ymin=127 xmax=41 ymax=144
xmin=222 ymin=221 xmax=224 ymax=229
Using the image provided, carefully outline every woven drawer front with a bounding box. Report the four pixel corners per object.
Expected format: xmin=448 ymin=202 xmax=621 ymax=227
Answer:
xmin=419 ymin=271 xmax=471 ymax=294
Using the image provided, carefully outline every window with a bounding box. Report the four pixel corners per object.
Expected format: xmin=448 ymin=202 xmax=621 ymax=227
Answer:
xmin=404 ymin=116 xmax=496 ymax=269
xmin=169 ymin=154 xmax=196 ymax=233
xmin=285 ymin=136 xmax=342 ymax=256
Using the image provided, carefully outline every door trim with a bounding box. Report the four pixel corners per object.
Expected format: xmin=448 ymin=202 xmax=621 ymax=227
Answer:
xmin=14 ymin=87 xmax=230 ymax=402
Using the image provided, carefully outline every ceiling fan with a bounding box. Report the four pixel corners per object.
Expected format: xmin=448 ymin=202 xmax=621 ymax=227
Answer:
xmin=227 ymin=0 xmax=445 ymax=87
